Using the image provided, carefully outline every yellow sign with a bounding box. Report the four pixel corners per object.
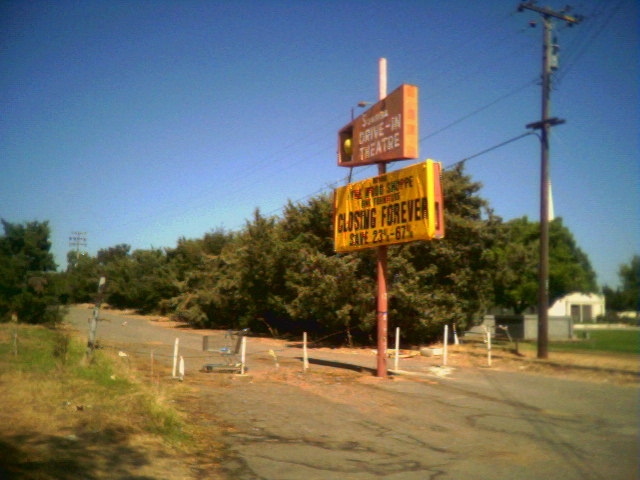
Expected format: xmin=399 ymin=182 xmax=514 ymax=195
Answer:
xmin=333 ymin=160 xmax=444 ymax=252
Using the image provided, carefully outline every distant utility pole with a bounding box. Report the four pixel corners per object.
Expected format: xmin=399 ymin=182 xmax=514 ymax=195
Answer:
xmin=69 ymin=231 xmax=87 ymax=252
xmin=69 ymin=231 xmax=87 ymax=269
xmin=518 ymin=2 xmax=582 ymax=359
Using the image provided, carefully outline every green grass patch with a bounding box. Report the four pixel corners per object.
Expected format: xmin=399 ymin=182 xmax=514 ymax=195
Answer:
xmin=0 ymin=325 xmax=72 ymax=374
xmin=512 ymin=329 xmax=640 ymax=355
xmin=554 ymin=329 xmax=639 ymax=354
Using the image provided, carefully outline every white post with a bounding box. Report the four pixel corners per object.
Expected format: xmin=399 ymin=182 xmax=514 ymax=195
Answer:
xmin=172 ymin=338 xmax=179 ymax=378
xmin=443 ymin=324 xmax=448 ymax=366
xmin=179 ymin=356 xmax=185 ymax=381
xmin=240 ymin=336 xmax=247 ymax=375
xmin=394 ymin=327 xmax=400 ymax=371
xmin=487 ymin=327 xmax=492 ymax=367
xmin=453 ymin=324 xmax=459 ymax=345
xmin=379 ymin=58 xmax=387 ymax=100
xmin=303 ymin=332 xmax=309 ymax=371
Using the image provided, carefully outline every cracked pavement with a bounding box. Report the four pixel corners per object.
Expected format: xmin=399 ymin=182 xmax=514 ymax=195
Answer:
xmin=66 ymin=306 xmax=638 ymax=480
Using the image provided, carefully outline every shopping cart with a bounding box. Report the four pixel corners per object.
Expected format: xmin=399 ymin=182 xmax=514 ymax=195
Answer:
xmin=201 ymin=328 xmax=249 ymax=373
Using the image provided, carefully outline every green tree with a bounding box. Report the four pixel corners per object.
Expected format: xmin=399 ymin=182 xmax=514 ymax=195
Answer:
xmin=92 ymin=245 xmax=180 ymax=313
xmin=97 ymin=243 xmax=131 ymax=265
xmin=163 ymin=230 xmax=240 ymax=328
xmin=166 ymin=229 xmax=234 ymax=285
xmin=492 ymin=216 xmax=597 ymax=313
xmin=281 ymin=194 xmax=379 ymax=344
xmin=603 ymin=255 xmax=640 ymax=314
xmin=395 ymin=164 xmax=500 ymax=338
xmin=0 ymin=219 xmax=62 ymax=323
xmin=280 ymin=194 xmax=335 ymax=255
xmin=63 ymin=251 xmax=101 ymax=304
xmin=279 ymin=166 xmax=503 ymax=344
xmin=233 ymin=209 xmax=290 ymax=334
xmin=286 ymin=250 xmax=375 ymax=344
xmin=97 ymin=244 xmax=132 ymax=309
xmin=492 ymin=217 xmax=540 ymax=313
xmin=549 ymin=218 xmax=597 ymax=300
xmin=126 ymin=249 xmax=178 ymax=313
xmin=167 ymin=237 xmax=209 ymax=285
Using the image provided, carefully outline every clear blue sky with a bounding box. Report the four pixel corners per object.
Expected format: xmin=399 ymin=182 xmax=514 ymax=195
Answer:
xmin=1 ymin=0 xmax=637 ymax=288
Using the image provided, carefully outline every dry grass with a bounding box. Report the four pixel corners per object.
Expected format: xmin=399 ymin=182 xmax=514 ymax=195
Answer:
xmin=0 ymin=323 xmax=222 ymax=479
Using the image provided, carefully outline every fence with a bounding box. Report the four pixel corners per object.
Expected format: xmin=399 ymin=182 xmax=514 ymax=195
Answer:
xmin=482 ymin=315 xmax=574 ymax=341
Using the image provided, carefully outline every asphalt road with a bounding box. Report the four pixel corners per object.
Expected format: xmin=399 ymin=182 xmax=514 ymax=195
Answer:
xmin=66 ymin=306 xmax=638 ymax=480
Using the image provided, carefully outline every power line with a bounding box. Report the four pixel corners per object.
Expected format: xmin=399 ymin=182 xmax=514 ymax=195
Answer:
xmin=75 ymin=9 xmax=552 ymax=249
xmin=444 ymin=131 xmax=535 ymax=171
xmin=100 ymin=22 xmax=540 ymax=236
xmin=420 ymin=79 xmax=537 ymax=142
xmin=266 ymin=130 xmax=537 ymax=218
xmin=556 ymin=0 xmax=624 ymax=84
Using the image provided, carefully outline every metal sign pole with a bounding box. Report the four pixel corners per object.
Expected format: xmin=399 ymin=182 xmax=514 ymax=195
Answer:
xmin=376 ymin=58 xmax=388 ymax=378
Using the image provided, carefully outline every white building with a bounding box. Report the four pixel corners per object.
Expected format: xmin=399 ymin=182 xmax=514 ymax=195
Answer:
xmin=548 ymin=292 xmax=605 ymax=323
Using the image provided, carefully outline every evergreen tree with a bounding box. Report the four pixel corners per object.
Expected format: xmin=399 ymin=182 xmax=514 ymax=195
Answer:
xmin=63 ymin=250 xmax=101 ymax=304
xmin=603 ymin=255 xmax=639 ymax=316
xmin=232 ymin=209 xmax=290 ymax=334
xmin=0 ymin=219 xmax=62 ymax=323
xmin=394 ymin=164 xmax=499 ymax=338
xmin=492 ymin=216 xmax=597 ymax=313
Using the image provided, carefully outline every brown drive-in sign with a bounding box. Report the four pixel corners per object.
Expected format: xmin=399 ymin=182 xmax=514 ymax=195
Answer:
xmin=338 ymin=84 xmax=418 ymax=167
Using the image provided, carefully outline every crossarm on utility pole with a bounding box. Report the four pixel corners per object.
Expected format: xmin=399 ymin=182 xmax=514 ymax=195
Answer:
xmin=518 ymin=2 xmax=582 ymax=359
xmin=517 ymin=2 xmax=583 ymax=24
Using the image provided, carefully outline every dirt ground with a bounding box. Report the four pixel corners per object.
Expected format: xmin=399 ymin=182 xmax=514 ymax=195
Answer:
xmin=63 ymin=307 xmax=640 ymax=479
xmin=137 ymin=311 xmax=639 ymax=386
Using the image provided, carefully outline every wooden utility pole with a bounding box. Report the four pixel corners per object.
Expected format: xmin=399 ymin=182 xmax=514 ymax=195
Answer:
xmin=87 ymin=276 xmax=106 ymax=359
xmin=518 ymin=2 xmax=582 ymax=359
xmin=376 ymin=57 xmax=388 ymax=377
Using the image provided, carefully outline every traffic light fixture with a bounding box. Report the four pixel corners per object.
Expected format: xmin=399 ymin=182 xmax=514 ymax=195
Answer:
xmin=338 ymin=123 xmax=355 ymax=165
xmin=337 ymin=84 xmax=418 ymax=167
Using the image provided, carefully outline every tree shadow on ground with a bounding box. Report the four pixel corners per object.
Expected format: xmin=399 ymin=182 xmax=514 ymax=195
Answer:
xmin=300 ymin=356 xmax=376 ymax=375
xmin=0 ymin=428 xmax=158 ymax=480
